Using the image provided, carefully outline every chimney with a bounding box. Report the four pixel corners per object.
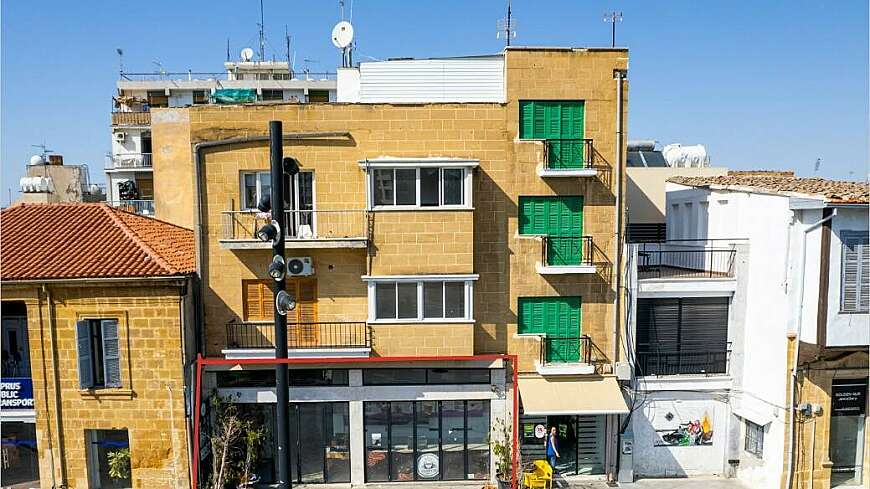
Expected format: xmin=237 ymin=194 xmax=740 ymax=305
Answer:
xmin=48 ymin=154 xmax=64 ymax=165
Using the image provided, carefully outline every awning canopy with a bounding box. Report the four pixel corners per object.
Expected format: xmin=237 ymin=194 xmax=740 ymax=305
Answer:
xmin=519 ymin=375 xmax=629 ymax=416
xmin=732 ymin=398 xmax=775 ymax=426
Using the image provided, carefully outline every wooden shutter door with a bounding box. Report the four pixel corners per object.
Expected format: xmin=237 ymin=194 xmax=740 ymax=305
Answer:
xmin=289 ymin=279 xmax=318 ymax=347
xmin=76 ymin=320 xmax=94 ymax=389
xmin=244 ymin=280 xmax=271 ymax=321
xmin=101 ymin=320 xmax=122 ymax=388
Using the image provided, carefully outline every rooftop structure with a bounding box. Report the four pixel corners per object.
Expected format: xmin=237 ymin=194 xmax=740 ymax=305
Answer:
xmin=668 ymin=174 xmax=869 ymax=204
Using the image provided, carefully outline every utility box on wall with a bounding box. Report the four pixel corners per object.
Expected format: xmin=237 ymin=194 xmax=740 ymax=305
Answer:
xmin=618 ymin=432 xmax=634 ymax=483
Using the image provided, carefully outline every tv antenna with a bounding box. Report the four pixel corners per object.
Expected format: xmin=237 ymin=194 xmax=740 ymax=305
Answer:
xmin=604 ymin=11 xmax=623 ymax=47
xmin=258 ymin=0 xmax=266 ymax=61
xmin=31 ymin=143 xmax=53 ymax=160
xmin=303 ymin=58 xmax=319 ymax=79
xmin=116 ymin=48 xmax=124 ymax=76
xmin=496 ymin=0 xmax=516 ymax=46
xmin=814 ymin=158 xmax=822 ymax=173
xmin=152 ymin=60 xmax=166 ymax=78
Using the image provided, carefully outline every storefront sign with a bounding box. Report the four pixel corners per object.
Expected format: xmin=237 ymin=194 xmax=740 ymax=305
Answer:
xmin=417 ymin=453 xmax=439 ymax=478
xmin=534 ymin=424 xmax=546 ymax=439
xmin=831 ymin=381 xmax=868 ymax=417
xmin=0 ymin=378 xmax=33 ymax=409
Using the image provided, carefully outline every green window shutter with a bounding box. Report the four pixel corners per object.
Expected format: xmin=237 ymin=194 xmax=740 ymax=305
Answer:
xmin=519 ymin=101 xmax=586 ymax=167
xmin=76 ymin=320 xmax=94 ymax=389
xmin=517 ymin=297 xmax=582 ymax=362
xmin=520 ymin=101 xmax=535 ymax=139
xmin=101 ymin=319 xmax=122 ymax=388
xmin=518 ymin=195 xmax=583 ymax=234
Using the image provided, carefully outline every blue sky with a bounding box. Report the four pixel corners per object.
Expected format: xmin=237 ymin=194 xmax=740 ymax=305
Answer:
xmin=2 ymin=1 xmax=867 ymax=205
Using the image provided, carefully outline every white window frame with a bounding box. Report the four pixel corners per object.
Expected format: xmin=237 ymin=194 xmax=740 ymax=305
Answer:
xmin=363 ymin=274 xmax=477 ymax=323
xmin=360 ymin=158 xmax=477 ymax=211
xmin=239 ymin=170 xmax=316 ymax=211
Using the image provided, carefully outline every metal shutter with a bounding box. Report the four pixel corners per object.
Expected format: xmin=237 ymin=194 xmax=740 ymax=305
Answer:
xmin=841 ymin=232 xmax=870 ymax=312
xmin=101 ymin=319 xmax=122 ymax=388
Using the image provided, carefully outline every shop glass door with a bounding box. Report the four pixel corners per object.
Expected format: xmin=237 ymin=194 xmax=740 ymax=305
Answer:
xmin=830 ymin=378 xmax=868 ymax=487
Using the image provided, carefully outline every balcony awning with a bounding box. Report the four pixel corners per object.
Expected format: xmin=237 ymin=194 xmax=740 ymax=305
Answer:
xmin=518 ymin=375 xmax=629 ymax=416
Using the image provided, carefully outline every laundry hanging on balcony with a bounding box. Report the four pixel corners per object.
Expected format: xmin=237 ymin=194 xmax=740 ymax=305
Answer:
xmin=212 ymin=89 xmax=257 ymax=104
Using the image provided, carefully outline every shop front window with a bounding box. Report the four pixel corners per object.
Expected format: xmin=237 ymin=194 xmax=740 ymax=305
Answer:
xmin=87 ymin=429 xmax=132 ymax=489
xmin=363 ymin=400 xmax=490 ymax=482
xmin=830 ymin=378 xmax=868 ymax=487
xmin=0 ymin=422 xmax=39 ymax=487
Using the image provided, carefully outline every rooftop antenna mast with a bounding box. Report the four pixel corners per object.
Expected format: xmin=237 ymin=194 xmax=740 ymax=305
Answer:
xmin=227 ymin=38 xmax=231 ymax=62
xmin=285 ymin=26 xmax=292 ymax=77
xmin=258 ymin=0 xmax=266 ymax=61
xmin=31 ymin=143 xmax=53 ymax=161
xmin=332 ymin=2 xmax=355 ymax=68
xmin=496 ymin=0 xmax=516 ymax=47
xmin=604 ymin=11 xmax=623 ymax=47
xmin=116 ymin=48 xmax=124 ymax=76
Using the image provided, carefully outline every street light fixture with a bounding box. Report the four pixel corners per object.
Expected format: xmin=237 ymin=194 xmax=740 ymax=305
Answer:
xmin=269 ymin=255 xmax=286 ymax=281
xmin=256 ymin=220 xmax=281 ymax=244
xmin=275 ymin=290 xmax=296 ymax=316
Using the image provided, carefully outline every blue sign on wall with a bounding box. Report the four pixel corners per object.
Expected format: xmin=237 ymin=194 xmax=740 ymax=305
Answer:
xmin=1 ymin=378 xmax=34 ymax=409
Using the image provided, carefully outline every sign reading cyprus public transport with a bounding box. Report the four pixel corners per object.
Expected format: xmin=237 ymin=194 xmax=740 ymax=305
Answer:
xmin=0 ymin=378 xmax=34 ymax=409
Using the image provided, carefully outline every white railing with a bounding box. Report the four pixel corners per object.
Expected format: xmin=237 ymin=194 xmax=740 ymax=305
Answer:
xmin=221 ymin=209 xmax=369 ymax=241
xmin=109 ymin=200 xmax=155 ymax=216
xmin=108 ymin=153 xmax=152 ymax=170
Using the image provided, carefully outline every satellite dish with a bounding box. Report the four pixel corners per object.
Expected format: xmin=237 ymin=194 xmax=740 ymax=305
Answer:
xmin=331 ymin=21 xmax=354 ymax=48
xmin=29 ymin=155 xmax=45 ymax=166
xmin=240 ymin=47 xmax=255 ymax=62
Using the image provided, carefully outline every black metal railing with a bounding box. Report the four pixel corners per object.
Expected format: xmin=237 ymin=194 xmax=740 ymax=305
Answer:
xmin=225 ymin=321 xmax=371 ymax=350
xmin=636 ymin=346 xmax=731 ymax=376
xmin=637 ymin=242 xmax=736 ymax=279
xmin=539 ymin=336 xmax=592 ymax=365
xmin=541 ymin=236 xmax=594 ymax=267
xmin=221 ymin=209 xmax=369 ymax=241
xmin=544 ymin=139 xmax=594 ymax=170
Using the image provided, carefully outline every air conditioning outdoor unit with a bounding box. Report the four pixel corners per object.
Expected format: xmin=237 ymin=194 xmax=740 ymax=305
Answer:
xmin=113 ymin=132 xmax=126 ymax=142
xmin=286 ymin=257 xmax=314 ymax=277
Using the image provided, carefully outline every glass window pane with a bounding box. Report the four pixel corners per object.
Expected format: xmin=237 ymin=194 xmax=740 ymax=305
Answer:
xmin=427 ymin=369 xmax=490 ymax=384
xmin=397 ymin=283 xmax=418 ymax=319
xmin=443 ymin=169 xmax=464 ymax=205
xmin=298 ymin=403 xmax=326 ymax=483
xmin=259 ymin=172 xmax=271 ymax=204
xmin=288 ymin=369 xmax=349 ymax=386
xmin=325 ymin=403 xmax=351 ymax=482
xmin=423 ymin=282 xmax=444 ymax=318
xmin=1 ymin=422 xmax=39 ymax=487
xmin=444 ymin=282 xmax=466 ymax=318
xmin=375 ymin=283 xmax=397 ymax=319
xmin=244 ymin=174 xmax=258 ymax=209
xmin=363 ymin=368 xmax=427 ymax=385
xmin=298 ymin=172 xmax=314 ymax=211
xmin=442 ymin=400 xmax=466 ymax=480
xmin=373 ymin=169 xmax=394 ymax=206
xmin=88 ymin=429 xmax=131 ymax=489
xmin=364 ymin=402 xmax=390 ymax=482
xmin=420 ymin=168 xmax=439 ymax=206
xmin=390 ymin=402 xmax=415 ymax=481
xmin=395 ymin=169 xmax=417 ymax=205
xmin=466 ymin=400 xmax=490 ymax=479
xmin=415 ymin=401 xmax=440 ymax=480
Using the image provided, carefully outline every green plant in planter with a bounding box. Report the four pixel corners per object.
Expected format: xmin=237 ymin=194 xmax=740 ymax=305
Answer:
xmin=107 ymin=448 xmax=131 ymax=480
xmin=490 ymin=418 xmax=513 ymax=485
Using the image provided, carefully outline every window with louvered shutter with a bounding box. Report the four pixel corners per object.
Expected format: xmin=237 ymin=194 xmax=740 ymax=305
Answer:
xmin=243 ymin=279 xmax=318 ymax=323
xmin=243 ymin=280 xmax=272 ymax=321
xmin=101 ymin=320 xmax=122 ymax=388
xmin=76 ymin=320 xmax=94 ymax=389
xmin=841 ymin=231 xmax=870 ymax=313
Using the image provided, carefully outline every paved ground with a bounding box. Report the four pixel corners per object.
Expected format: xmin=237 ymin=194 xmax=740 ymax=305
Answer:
xmin=294 ymin=476 xmax=750 ymax=489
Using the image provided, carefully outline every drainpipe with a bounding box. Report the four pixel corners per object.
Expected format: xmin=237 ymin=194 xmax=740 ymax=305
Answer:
xmin=610 ymin=68 xmax=627 ymax=484
xmin=192 ymin=131 xmax=351 ymax=354
xmin=42 ymin=285 xmax=67 ymax=488
xmin=784 ymin=208 xmax=836 ymax=489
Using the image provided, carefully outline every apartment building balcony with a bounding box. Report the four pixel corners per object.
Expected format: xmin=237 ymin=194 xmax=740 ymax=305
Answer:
xmin=223 ymin=321 xmax=372 ymax=359
xmin=536 ymin=335 xmax=605 ymax=376
xmin=106 ymin=153 xmax=153 ymax=171
xmin=108 ymin=199 xmax=155 ymax=216
xmin=537 ymin=138 xmax=598 ymax=178
xmin=220 ymin=209 xmax=369 ymax=249
xmin=536 ymin=236 xmax=596 ymax=274
xmin=636 ymin=344 xmax=732 ymax=377
xmin=111 ymin=111 xmax=151 ymax=127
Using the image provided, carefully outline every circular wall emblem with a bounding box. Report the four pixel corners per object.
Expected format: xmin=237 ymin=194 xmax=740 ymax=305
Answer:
xmin=534 ymin=424 xmax=547 ymax=439
xmin=417 ymin=453 xmax=440 ymax=478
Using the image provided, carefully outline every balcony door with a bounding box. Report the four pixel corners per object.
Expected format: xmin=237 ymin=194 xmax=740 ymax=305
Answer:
xmin=243 ymin=279 xmax=318 ymax=347
xmin=519 ymin=101 xmax=586 ymax=169
xmin=519 ymin=196 xmax=584 ymax=266
xmin=518 ymin=296 xmax=582 ymax=363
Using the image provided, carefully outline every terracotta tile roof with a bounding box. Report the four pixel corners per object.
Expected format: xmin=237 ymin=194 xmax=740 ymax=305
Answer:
xmin=1 ymin=203 xmax=194 ymax=281
xmin=667 ymin=175 xmax=868 ymax=204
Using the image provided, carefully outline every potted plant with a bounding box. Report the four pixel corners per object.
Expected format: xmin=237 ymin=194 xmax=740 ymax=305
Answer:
xmin=490 ymin=419 xmax=513 ymax=489
xmin=107 ymin=447 xmax=131 ymax=481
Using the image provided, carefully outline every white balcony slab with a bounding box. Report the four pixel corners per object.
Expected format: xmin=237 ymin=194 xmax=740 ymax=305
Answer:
xmin=221 ymin=347 xmax=372 ymax=360
xmin=536 ymin=262 xmax=597 ymax=275
xmin=220 ymin=238 xmax=368 ymax=250
xmin=537 ymin=167 xmax=597 ymax=178
xmin=535 ymin=361 xmax=596 ymax=376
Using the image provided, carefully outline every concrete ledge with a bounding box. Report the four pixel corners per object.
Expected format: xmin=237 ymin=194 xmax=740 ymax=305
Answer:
xmin=638 ymin=278 xmax=736 ymax=297
xmin=638 ymin=375 xmax=733 ymax=391
xmin=536 ymin=262 xmax=597 ymax=275
xmin=221 ymin=347 xmax=372 ymax=360
xmin=537 ymin=167 xmax=598 ymax=178
xmin=535 ymin=361 xmax=596 ymax=376
xmin=220 ymin=238 xmax=369 ymax=250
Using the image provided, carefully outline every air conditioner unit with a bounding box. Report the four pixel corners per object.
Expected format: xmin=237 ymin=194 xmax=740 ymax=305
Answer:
xmin=286 ymin=257 xmax=314 ymax=277
xmin=113 ymin=132 xmax=126 ymax=142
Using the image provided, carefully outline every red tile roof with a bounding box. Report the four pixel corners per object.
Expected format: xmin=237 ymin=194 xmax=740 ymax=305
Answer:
xmin=1 ymin=203 xmax=194 ymax=281
xmin=668 ymin=175 xmax=868 ymax=204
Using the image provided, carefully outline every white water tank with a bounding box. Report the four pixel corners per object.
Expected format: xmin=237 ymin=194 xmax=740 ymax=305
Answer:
xmin=662 ymin=143 xmax=710 ymax=168
xmin=19 ymin=176 xmax=54 ymax=193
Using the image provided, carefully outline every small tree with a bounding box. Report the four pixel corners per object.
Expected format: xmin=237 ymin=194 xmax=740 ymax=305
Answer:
xmin=490 ymin=418 xmax=513 ymax=483
xmin=239 ymin=423 xmax=264 ymax=487
xmin=207 ymin=394 xmax=245 ymax=489
xmin=107 ymin=447 xmax=131 ymax=480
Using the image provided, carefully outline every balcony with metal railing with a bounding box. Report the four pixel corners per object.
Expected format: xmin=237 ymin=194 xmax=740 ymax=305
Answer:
xmin=536 ymin=236 xmax=596 ymax=274
xmin=220 ymin=209 xmax=369 ymax=249
xmin=635 ymin=343 xmax=732 ymax=376
xmin=108 ymin=200 xmax=155 ymax=216
xmin=538 ymin=138 xmax=598 ymax=177
xmin=536 ymin=335 xmax=607 ymax=375
xmin=223 ymin=321 xmax=372 ymax=359
xmin=637 ymin=241 xmax=737 ymax=280
xmin=107 ymin=153 xmax=153 ymax=171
